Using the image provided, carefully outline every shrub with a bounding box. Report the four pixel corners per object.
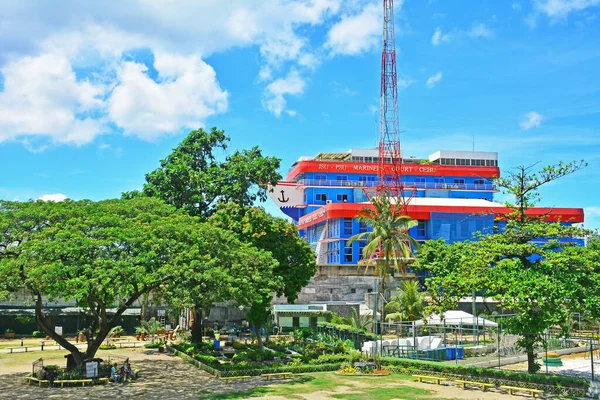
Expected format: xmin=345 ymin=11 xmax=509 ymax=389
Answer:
xmin=5 ymin=328 xmax=14 ymax=333
xmin=144 ymin=343 xmax=161 ymax=349
xmin=303 ymin=342 xmax=330 ymax=360
xmin=309 ymin=354 xmax=352 ymax=365
xmin=99 ymin=344 xmax=116 ymax=350
xmin=232 ymin=341 xmax=249 ymax=350
xmin=56 ymin=368 xmax=83 ymax=381
xmin=380 ymin=357 xmax=589 ymax=389
xmin=193 ymin=354 xmax=220 ymax=367
xmin=264 ymin=340 xmax=288 ymax=353
xmin=232 ymin=352 xmax=249 ymax=363
xmin=32 ymin=330 xmax=43 ymax=338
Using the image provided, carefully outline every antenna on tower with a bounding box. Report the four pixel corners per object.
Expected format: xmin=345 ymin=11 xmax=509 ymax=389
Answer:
xmin=376 ymin=0 xmax=414 ymax=213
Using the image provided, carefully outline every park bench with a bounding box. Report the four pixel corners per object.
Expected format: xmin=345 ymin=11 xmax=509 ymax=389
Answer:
xmin=98 ymin=377 xmax=109 ymax=383
xmin=54 ymin=378 xmax=93 ymax=387
xmin=220 ymin=375 xmax=251 ymax=383
xmin=25 ymin=376 xmax=49 ymax=387
xmin=261 ymin=372 xmax=292 ymax=381
xmin=454 ymin=380 xmax=494 ymax=392
xmin=6 ymin=346 xmax=29 ymax=353
xmin=500 ymin=385 xmax=544 ymax=398
xmin=413 ymin=375 xmax=445 ymax=384
xmin=39 ymin=340 xmax=60 ymax=350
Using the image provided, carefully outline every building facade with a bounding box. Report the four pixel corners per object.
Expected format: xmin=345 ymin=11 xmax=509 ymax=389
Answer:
xmin=269 ymin=148 xmax=584 ymax=302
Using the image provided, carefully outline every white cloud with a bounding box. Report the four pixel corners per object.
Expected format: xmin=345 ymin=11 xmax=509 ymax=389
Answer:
xmin=527 ymin=0 xmax=600 ymax=26
xmin=262 ymin=70 xmax=306 ymax=117
xmin=368 ymin=104 xmax=379 ymax=114
xmin=431 ymin=27 xmax=449 ymax=45
xmin=398 ymin=76 xmax=417 ymax=89
xmin=520 ymin=111 xmax=545 ymax=129
xmin=533 ymin=0 xmax=600 ymax=19
xmin=431 ymin=23 xmax=493 ymax=46
xmin=0 ymin=53 xmax=105 ymax=145
xmin=584 ymin=206 xmax=600 ymax=231
xmin=325 ymin=3 xmax=382 ymax=56
xmin=512 ymin=2 xmax=522 ymax=10
xmin=37 ymin=193 xmax=68 ymax=202
xmin=468 ymin=22 xmax=493 ymax=38
xmin=0 ymin=0 xmax=348 ymax=145
xmin=426 ymin=72 xmax=443 ymax=88
xmin=108 ymin=52 xmax=228 ymax=140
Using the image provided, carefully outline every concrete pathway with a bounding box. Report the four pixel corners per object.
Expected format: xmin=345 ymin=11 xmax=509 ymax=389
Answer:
xmin=0 ymin=350 xmax=275 ymax=400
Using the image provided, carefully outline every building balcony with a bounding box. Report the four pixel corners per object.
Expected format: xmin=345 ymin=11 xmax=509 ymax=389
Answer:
xmin=296 ymin=179 xmax=497 ymax=191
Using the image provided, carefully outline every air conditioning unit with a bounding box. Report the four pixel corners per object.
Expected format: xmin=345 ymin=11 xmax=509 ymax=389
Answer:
xmin=326 ymin=200 xmax=333 ymax=204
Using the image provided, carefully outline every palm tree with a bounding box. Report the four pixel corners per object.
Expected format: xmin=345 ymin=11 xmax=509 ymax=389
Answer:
xmin=348 ymin=195 xmax=419 ymax=309
xmin=385 ymin=280 xmax=426 ymax=322
xmin=349 ymin=307 xmax=372 ymax=331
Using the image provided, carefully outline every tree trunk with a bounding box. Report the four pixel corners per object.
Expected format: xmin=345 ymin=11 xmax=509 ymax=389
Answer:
xmin=191 ymin=308 xmax=203 ymax=343
xmin=526 ymin=343 xmax=536 ymax=373
xmin=256 ymin=325 xmax=264 ymax=351
xmin=380 ymin=278 xmax=386 ymax=323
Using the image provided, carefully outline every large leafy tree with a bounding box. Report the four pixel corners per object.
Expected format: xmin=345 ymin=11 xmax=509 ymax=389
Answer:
xmin=210 ymin=203 xmax=316 ymax=350
xmin=348 ymin=195 xmax=419 ymax=317
xmin=0 ymin=197 xmax=273 ymax=367
xmin=416 ymin=161 xmax=594 ymax=373
xmin=132 ymin=127 xmax=282 ymax=220
xmin=129 ymin=127 xmax=283 ymax=342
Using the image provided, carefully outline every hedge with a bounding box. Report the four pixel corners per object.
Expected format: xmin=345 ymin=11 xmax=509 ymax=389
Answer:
xmin=168 ymin=344 xmax=341 ymax=377
xmin=317 ymin=322 xmax=376 ymax=338
xmin=380 ymin=357 xmax=589 ymax=390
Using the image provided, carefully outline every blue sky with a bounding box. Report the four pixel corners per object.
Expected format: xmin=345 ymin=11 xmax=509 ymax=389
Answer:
xmin=0 ymin=0 xmax=599 ymax=229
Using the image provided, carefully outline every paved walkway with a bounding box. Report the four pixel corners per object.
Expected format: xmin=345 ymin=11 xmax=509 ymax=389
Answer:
xmin=0 ymin=350 xmax=278 ymax=400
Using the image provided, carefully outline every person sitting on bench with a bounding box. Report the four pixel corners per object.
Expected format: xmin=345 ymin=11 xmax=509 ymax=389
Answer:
xmin=110 ymin=363 xmax=122 ymax=383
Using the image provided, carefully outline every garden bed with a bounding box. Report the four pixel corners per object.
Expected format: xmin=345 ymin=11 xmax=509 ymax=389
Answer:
xmin=169 ymin=336 xmax=356 ymax=378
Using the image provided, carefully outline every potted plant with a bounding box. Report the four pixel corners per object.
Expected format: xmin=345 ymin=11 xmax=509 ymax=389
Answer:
xmin=4 ymin=328 xmax=15 ymax=339
xmin=108 ymin=325 xmax=124 ymax=338
xmin=135 ymin=327 xmax=143 ymax=341
xmin=77 ymin=330 xmax=86 ymax=342
xmin=158 ymin=338 xmax=166 ymax=353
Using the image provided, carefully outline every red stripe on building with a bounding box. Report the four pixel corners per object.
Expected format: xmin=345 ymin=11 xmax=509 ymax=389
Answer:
xmin=297 ymin=203 xmax=584 ymax=228
xmin=287 ymin=161 xmax=500 ymax=181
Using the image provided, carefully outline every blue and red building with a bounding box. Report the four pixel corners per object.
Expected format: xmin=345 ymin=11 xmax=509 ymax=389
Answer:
xmin=269 ymin=148 xmax=584 ymax=271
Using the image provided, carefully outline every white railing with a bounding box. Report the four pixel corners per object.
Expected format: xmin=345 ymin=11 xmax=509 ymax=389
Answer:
xmin=296 ymin=179 xmax=496 ymax=191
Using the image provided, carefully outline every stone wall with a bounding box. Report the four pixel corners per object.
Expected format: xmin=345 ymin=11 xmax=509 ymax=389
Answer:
xmin=277 ymin=265 xmax=404 ymax=304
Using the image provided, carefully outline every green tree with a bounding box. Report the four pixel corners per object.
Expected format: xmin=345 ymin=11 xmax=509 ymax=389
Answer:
xmin=385 ymin=281 xmax=426 ymax=322
xmin=0 ymin=197 xmax=277 ymax=366
xmin=348 ymin=195 xmax=419 ymax=316
xmin=130 ymin=127 xmax=283 ymax=342
xmin=0 ymin=197 xmax=257 ymax=367
xmin=417 ymin=161 xmax=592 ymax=373
xmin=131 ymin=127 xmax=281 ymax=220
xmin=210 ymin=203 xmax=316 ymax=350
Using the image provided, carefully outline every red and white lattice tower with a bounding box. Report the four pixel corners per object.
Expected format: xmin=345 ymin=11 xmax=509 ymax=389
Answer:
xmin=377 ymin=0 xmax=412 ymax=212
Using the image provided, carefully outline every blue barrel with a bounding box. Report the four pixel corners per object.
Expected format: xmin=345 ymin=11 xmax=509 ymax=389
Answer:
xmin=213 ymin=340 xmax=221 ymax=350
xmin=445 ymin=347 xmax=456 ymax=360
xmin=456 ymin=346 xmax=464 ymax=360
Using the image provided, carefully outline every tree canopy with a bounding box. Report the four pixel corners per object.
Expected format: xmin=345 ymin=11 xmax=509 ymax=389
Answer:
xmin=415 ymin=161 xmax=593 ymax=373
xmin=131 ymin=127 xmax=282 ymax=219
xmin=210 ymin=202 xmax=316 ymax=349
xmin=0 ymin=197 xmax=276 ymax=366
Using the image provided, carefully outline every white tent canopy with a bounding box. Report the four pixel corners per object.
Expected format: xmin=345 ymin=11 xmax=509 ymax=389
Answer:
xmin=414 ymin=310 xmax=498 ymax=328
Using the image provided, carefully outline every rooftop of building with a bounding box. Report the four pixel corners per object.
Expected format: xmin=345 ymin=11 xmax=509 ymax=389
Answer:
xmin=293 ymin=148 xmax=498 ymax=166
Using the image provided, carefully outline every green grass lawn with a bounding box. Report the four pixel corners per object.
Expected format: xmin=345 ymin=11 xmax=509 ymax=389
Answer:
xmin=201 ymin=372 xmax=435 ymax=400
